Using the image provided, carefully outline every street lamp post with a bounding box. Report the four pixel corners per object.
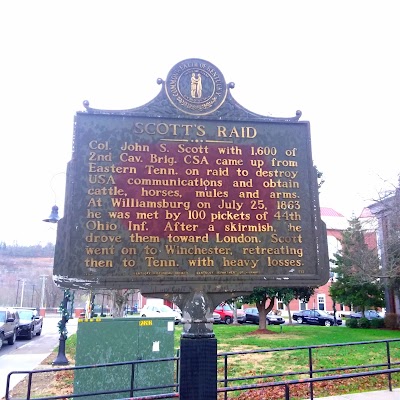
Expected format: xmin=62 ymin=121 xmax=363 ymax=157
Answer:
xmin=53 ymin=289 xmax=71 ymax=365
xmin=43 ymin=171 xmax=70 ymax=366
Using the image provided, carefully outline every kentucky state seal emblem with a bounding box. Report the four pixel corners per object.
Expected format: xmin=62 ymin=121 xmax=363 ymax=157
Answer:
xmin=165 ymin=59 xmax=227 ymax=116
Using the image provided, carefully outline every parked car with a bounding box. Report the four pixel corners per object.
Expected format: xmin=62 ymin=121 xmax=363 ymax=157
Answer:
xmin=140 ymin=304 xmax=182 ymax=324
xmin=213 ymin=312 xmax=222 ymax=324
xmin=244 ymin=307 xmax=285 ymax=325
xmin=0 ymin=307 xmax=19 ymax=350
xmin=214 ymin=303 xmax=245 ymax=324
xmin=293 ymin=309 xmax=342 ymax=326
xmin=267 ymin=312 xmax=286 ymax=325
xmin=13 ymin=307 xmax=43 ymax=339
xmin=350 ymin=310 xmax=383 ymax=320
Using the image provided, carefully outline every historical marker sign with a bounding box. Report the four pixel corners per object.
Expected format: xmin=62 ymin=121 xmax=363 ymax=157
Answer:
xmin=54 ymin=59 xmax=329 ymax=296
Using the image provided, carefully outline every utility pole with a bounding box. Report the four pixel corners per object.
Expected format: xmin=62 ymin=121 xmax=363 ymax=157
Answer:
xmin=40 ymin=275 xmax=47 ymax=309
xmin=31 ymin=284 xmax=35 ymax=307
xmin=20 ymin=279 xmax=26 ymax=307
xmin=15 ymin=279 xmax=21 ymax=307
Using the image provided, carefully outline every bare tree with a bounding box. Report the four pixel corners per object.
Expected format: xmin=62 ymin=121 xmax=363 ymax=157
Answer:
xmin=366 ymin=181 xmax=400 ymax=313
xmin=368 ymin=182 xmax=400 ymax=283
xmin=111 ymin=289 xmax=132 ymax=317
xmin=46 ymin=279 xmax=64 ymax=308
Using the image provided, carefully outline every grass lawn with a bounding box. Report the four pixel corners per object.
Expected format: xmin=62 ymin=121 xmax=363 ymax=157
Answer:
xmin=209 ymin=323 xmax=400 ymax=349
xmin=175 ymin=323 xmax=400 ymax=399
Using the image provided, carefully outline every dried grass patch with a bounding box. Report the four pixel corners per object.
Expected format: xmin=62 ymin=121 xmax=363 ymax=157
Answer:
xmin=2 ymin=351 xmax=75 ymax=400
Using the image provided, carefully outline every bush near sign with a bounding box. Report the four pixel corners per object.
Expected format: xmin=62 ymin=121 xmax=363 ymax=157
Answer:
xmin=53 ymin=58 xmax=329 ymax=297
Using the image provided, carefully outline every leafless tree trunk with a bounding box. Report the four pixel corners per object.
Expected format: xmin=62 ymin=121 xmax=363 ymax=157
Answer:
xmin=111 ymin=289 xmax=131 ymax=318
xmin=286 ymin=304 xmax=293 ymax=324
xmin=256 ymin=298 xmax=275 ymax=330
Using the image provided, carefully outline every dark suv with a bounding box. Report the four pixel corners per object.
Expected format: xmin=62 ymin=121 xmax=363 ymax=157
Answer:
xmin=13 ymin=307 xmax=43 ymax=339
xmin=0 ymin=307 xmax=19 ymax=350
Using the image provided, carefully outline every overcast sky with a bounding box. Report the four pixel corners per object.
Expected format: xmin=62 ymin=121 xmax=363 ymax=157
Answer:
xmin=1 ymin=1 xmax=399 ymax=245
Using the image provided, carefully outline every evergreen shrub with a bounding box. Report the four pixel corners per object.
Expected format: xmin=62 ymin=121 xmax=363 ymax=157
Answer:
xmin=346 ymin=318 xmax=359 ymax=328
xmin=358 ymin=317 xmax=371 ymax=329
xmin=370 ymin=318 xmax=384 ymax=329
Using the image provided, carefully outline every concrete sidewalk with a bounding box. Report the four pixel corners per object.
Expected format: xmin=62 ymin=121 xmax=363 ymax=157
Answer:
xmin=306 ymin=388 xmax=400 ymax=399
xmin=0 ymin=317 xmax=78 ymax=399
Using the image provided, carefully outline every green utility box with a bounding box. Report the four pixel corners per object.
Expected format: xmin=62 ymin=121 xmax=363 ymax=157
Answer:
xmin=73 ymin=317 xmax=175 ymax=399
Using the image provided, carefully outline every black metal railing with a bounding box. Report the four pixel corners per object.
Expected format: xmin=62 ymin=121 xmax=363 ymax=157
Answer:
xmin=6 ymin=357 xmax=180 ymax=400
xmin=217 ymin=367 xmax=400 ymax=399
xmin=6 ymin=339 xmax=400 ymax=400
xmin=217 ymin=338 xmax=400 ymax=399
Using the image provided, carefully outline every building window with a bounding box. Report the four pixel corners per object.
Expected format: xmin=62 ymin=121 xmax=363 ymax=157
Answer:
xmin=300 ymin=300 xmax=307 ymax=311
xmin=318 ymin=294 xmax=325 ymax=311
xmin=277 ymin=300 xmax=284 ymax=310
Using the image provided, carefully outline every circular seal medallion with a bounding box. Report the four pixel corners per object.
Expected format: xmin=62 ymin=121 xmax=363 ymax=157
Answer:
xmin=165 ymin=59 xmax=227 ymax=116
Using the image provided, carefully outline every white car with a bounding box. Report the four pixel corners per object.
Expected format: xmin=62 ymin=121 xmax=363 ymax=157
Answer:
xmin=140 ymin=304 xmax=182 ymax=324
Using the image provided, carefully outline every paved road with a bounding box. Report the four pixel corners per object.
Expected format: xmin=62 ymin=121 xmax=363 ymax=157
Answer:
xmin=0 ymin=316 xmax=77 ymax=399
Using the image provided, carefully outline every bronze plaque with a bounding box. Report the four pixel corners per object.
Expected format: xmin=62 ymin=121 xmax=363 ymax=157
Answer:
xmin=54 ymin=59 xmax=329 ymax=295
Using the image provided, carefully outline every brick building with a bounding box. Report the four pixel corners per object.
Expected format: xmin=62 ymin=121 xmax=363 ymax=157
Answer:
xmin=280 ymin=207 xmax=352 ymax=317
